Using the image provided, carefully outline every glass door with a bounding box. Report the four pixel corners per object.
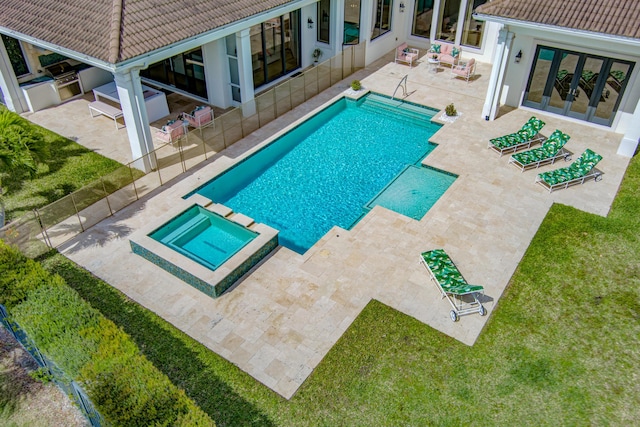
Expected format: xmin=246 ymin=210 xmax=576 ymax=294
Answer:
xmin=523 ymin=45 xmax=634 ymax=127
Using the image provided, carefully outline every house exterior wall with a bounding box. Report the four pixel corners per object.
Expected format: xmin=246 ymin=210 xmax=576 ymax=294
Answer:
xmin=496 ymin=25 xmax=639 ymax=135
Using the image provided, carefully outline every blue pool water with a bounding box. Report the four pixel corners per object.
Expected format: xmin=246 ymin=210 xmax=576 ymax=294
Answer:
xmin=190 ymin=94 xmax=455 ymax=254
xmin=150 ymin=205 xmax=257 ymax=270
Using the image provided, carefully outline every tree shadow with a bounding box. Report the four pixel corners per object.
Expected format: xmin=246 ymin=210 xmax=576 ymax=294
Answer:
xmin=42 ymin=253 xmax=277 ymax=426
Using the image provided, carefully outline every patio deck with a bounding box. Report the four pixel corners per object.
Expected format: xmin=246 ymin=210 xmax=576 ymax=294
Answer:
xmin=40 ymin=51 xmax=630 ymax=399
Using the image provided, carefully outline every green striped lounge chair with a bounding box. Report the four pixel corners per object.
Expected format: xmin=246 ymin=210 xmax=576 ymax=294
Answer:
xmin=535 ymin=149 xmax=603 ymax=192
xmin=488 ymin=116 xmax=546 ymax=156
xmin=508 ymin=129 xmax=572 ymax=172
xmin=420 ymin=249 xmax=486 ymax=322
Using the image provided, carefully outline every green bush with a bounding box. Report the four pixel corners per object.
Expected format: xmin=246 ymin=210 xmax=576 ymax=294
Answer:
xmin=0 ymin=241 xmax=49 ymax=308
xmin=1 ymin=242 xmax=214 ymax=426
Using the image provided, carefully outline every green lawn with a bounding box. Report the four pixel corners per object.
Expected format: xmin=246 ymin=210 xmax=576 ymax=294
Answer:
xmin=41 ymin=153 xmax=640 ymax=425
xmin=1 ymin=114 xmax=126 ymax=222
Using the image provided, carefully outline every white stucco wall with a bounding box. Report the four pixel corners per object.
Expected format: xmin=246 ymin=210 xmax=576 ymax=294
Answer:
xmin=497 ymin=25 xmax=640 ymax=134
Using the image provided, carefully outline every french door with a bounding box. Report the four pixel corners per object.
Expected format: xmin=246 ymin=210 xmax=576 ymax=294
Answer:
xmin=523 ymin=46 xmax=634 ymax=126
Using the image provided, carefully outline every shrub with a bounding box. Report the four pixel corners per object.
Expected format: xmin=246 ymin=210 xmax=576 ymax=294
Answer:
xmin=1 ymin=243 xmax=214 ymax=426
xmin=0 ymin=241 xmax=48 ymax=308
xmin=445 ymin=103 xmax=457 ymax=116
xmin=351 ymin=80 xmax=362 ymax=91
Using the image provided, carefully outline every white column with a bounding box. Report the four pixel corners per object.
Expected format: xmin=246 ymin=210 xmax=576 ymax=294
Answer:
xmin=0 ymin=40 xmax=28 ymax=113
xmin=202 ymin=39 xmax=232 ymax=109
xmin=236 ymin=28 xmax=257 ymax=117
xmin=618 ymin=99 xmax=640 ymax=157
xmin=114 ymin=71 xmax=156 ymax=172
xmin=481 ymin=28 xmax=514 ymax=121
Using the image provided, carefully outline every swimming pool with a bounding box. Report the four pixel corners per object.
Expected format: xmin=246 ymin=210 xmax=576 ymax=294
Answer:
xmin=190 ymin=93 xmax=454 ymax=253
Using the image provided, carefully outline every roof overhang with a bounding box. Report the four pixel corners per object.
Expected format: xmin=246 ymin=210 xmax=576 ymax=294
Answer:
xmin=474 ymin=13 xmax=640 ymax=49
xmin=1 ymin=0 xmax=317 ymax=74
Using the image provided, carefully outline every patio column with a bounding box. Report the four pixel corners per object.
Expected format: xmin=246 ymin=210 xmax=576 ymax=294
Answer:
xmin=0 ymin=40 xmax=28 ymax=113
xmin=236 ymin=28 xmax=256 ymax=117
xmin=482 ymin=28 xmax=514 ymax=121
xmin=114 ymin=70 xmax=156 ymax=172
xmin=618 ymin=99 xmax=640 ymax=157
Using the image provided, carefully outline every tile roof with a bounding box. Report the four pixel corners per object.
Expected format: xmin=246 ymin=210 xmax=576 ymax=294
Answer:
xmin=476 ymin=0 xmax=640 ymax=40
xmin=0 ymin=0 xmax=295 ymax=64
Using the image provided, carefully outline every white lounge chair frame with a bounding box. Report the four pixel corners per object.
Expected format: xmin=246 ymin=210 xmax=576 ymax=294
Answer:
xmin=508 ymin=148 xmax=573 ymax=172
xmin=420 ymin=251 xmax=486 ymax=322
xmin=535 ymin=167 xmax=604 ymax=193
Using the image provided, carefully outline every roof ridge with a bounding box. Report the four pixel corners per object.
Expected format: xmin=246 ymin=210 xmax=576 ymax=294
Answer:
xmin=108 ymin=0 xmax=123 ymax=63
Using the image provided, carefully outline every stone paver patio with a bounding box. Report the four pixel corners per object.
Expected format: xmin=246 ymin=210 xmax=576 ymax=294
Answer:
xmin=47 ymin=52 xmax=629 ymax=399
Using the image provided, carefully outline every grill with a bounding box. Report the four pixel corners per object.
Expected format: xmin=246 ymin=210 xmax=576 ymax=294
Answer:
xmin=43 ymin=61 xmax=83 ymax=100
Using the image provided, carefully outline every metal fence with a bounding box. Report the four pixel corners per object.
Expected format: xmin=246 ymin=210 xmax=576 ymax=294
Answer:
xmin=0 ymin=43 xmax=366 ymax=257
xmin=0 ymin=304 xmax=105 ymax=426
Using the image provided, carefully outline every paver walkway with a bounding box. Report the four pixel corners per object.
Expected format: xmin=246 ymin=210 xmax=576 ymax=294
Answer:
xmin=58 ymin=54 xmax=630 ymax=399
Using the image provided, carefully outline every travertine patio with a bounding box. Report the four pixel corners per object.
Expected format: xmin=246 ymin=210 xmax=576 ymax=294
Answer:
xmin=41 ymin=52 xmax=630 ymax=399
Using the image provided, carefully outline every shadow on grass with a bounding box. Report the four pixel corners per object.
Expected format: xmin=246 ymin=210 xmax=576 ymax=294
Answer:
xmin=40 ymin=252 xmax=276 ymax=427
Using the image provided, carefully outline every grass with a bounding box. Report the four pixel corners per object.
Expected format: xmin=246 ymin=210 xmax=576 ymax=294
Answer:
xmin=1 ymin=115 xmax=128 ymax=222
xmin=40 ymin=152 xmax=640 ymax=425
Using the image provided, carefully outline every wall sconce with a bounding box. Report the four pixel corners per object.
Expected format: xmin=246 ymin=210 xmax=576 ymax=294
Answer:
xmin=515 ymin=50 xmax=522 ymax=64
xmin=399 ymin=1 xmax=405 ymax=12
xmin=307 ymin=17 xmax=314 ymax=29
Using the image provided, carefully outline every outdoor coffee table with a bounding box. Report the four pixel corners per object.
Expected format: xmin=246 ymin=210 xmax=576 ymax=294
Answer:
xmin=428 ymin=58 xmax=440 ymax=73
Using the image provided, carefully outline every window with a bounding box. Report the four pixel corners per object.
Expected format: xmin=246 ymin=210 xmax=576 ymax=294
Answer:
xmin=1 ymin=35 xmax=29 ymax=77
xmin=436 ymin=0 xmax=460 ymax=42
xmin=251 ymin=12 xmax=301 ymax=88
xmin=461 ymin=0 xmax=488 ymax=47
xmin=317 ymin=0 xmax=331 ymax=44
xmin=141 ymin=47 xmax=207 ymax=98
xmin=411 ymin=0 xmax=433 ymax=39
xmin=371 ymin=0 xmax=393 ymax=40
xmin=344 ymin=0 xmax=361 ymax=45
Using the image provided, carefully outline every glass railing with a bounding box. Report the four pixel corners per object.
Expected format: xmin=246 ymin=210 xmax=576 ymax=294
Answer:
xmin=0 ymin=43 xmax=366 ymax=256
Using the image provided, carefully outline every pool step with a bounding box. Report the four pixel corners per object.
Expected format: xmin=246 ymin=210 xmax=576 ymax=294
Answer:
xmin=229 ymin=213 xmax=255 ymax=228
xmin=359 ymin=95 xmax=438 ymax=128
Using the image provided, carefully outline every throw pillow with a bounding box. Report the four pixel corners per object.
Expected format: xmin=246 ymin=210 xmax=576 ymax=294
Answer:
xmin=451 ymin=47 xmax=460 ymax=58
xmin=430 ymin=44 xmax=441 ymax=53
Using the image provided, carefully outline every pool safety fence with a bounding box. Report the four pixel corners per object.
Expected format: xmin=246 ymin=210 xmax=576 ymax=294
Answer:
xmin=0 ymin=44 xmax=366 ymax=257
xmin=0 ymin=304 xmax=105 ymax=427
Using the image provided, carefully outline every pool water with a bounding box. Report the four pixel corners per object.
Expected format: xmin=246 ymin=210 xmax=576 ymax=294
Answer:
xmin=364 ymin=165 xmax=457 ymax=220
xmin=150 ymin=205 xmax=257 ymax=270
xmin=191 ymin=94 xmax=454 ymax=254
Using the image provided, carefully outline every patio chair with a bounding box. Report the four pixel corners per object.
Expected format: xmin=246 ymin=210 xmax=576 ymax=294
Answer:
xmin=508 ymin=129 xmax=572 ymax=172
xmin=182 ymin=105 xmax=214 ymax=138
xmin=395 ymin=42 xmax=419 ymax=68
xmin=420 ymin=249 xmax=486 ymax=322
xmin=488 ymin=116 xmax=546 ymax=156
xmin=535 ymin=149 xmax=603 ymax=192
xmin=451 ymin=58 xmax=476 ymax=83
xmin=156 ymin=119 xmax=187 ymax=145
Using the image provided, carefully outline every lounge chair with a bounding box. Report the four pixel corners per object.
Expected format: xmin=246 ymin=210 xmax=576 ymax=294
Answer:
xmin=182 ymin=105 xmax=214 ymax=137
xmin=451 ymin=58 xmax=476 ymax=83
xmin=508 ymin=129 xmax=572 ymax=172
xmin=535 ymin=149 xmax=603 ymax=192
xmin=488 ymin=116 xmax=546 ymax=156
xmin=420 ymin=249 xmax=486 ymax=322
xmin=156 ymin=119 xmax=187 ymax=144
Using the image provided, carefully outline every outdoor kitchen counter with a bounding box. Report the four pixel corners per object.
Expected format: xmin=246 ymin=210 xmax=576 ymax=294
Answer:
xmin=20 ymin=77 xmax=59 ymax=112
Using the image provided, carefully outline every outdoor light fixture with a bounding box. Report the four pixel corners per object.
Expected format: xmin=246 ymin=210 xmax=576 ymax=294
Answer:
xmin=307 ymin=17 xmax=314 ymax=29
xmin=399 ymin=1 xmax=405 ymax=12
xmin=515 ymin=50 xmax=522 ymax=63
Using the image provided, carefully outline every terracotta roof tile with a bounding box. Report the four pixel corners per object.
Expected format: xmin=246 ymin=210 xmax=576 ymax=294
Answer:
xmin=476 ymin=0 xmax=640 ymax=39
xmin=0 ymin=0 xmax=295 ymax=64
